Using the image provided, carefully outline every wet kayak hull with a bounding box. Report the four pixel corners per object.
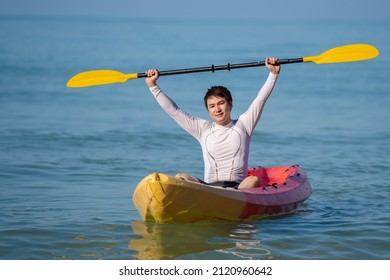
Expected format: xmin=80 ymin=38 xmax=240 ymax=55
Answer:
xmin=132 ymin=165 xmax=312 ymax=223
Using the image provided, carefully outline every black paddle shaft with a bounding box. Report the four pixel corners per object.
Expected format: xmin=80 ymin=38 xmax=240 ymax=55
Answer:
xmin=137 ymin=58 xmax=303 ymax=78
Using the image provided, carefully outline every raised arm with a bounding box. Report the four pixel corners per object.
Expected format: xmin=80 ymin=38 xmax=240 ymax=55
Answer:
xmin=238 ymin=57 xmax=281 ymax=135
xmin=145 ymin=69 xmax=208 ymax=141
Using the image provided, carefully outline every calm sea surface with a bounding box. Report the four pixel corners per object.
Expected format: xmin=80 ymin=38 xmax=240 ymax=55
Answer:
xmin=0 ymin=16 xmax=389 ymax=260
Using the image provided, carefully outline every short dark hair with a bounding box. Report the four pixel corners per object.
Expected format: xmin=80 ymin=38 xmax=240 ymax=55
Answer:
xmin=204 ymin=86 xmax=233 ymax=108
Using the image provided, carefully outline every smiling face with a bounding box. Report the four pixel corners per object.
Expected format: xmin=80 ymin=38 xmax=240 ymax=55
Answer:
xmin=206 ymin=96 xmax=232 ymax=126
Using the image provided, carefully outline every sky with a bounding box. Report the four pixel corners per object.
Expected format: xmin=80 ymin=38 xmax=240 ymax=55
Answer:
xmin=0 ymin=0 xmax=389 ymax=20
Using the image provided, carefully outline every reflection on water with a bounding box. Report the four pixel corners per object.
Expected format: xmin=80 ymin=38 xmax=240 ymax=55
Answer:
xmin=219 ymin=224 xmax=271 ymax=259
xmin=129 ymin=221 xmax=270 ymax=260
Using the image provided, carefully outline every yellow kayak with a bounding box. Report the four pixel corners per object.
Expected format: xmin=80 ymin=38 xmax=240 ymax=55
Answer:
xmin=132 ymin=165 xmax=312 ymax=223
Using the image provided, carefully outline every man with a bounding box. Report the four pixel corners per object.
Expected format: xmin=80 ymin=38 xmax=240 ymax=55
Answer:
xmin=145 ymin=57 xmax=280 ymax=189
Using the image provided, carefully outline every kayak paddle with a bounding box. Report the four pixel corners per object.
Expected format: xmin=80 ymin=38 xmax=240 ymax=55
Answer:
xmin=66 ymin=43 xmax=379 ymax=88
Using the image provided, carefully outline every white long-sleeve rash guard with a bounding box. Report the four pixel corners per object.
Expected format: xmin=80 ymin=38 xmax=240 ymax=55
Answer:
xmin=149 ymin=72 xmax=278 ymax=183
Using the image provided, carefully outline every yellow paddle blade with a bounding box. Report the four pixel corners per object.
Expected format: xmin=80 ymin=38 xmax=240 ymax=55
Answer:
xmin=303 ymin=44 xmax=379 ymax=64
xmin=66 ymin=70 xmax=138 ymax=87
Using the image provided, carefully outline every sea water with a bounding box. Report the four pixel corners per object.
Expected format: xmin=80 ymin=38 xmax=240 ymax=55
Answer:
xmin=0 ymin=16 xmax=389 ymax=260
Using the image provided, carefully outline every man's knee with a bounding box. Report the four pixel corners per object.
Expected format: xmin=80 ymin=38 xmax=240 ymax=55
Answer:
xmin=175 ymin=173 xmax=199 ymax=182
xmin=238 ymin=176 xmax=259 ymax=189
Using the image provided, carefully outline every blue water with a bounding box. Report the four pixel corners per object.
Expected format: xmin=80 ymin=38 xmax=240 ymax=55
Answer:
xmin=0 ymin=16 xmax=389 ymax=260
